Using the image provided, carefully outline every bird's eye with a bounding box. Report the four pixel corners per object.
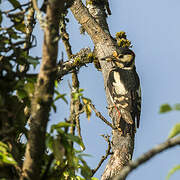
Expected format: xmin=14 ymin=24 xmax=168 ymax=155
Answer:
xmin=118 ymin=54 xmax=124 ymax=58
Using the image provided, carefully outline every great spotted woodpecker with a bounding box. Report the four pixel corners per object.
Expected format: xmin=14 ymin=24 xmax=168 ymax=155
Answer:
xmin=104 ymin=48 xmax=141 ymax=129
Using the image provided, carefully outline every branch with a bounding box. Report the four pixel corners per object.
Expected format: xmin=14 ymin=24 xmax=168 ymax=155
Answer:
xmin=70 ymin=0 xmax=115 ymax=46
xmin=91 ymin=135 xmax=112 ymax=176
xmin=2 ymin=2 xmax=30 ymax=14
xmin=57 ymin=47 xmax=93 ymax=80
xmin=24 ymin=3 xmax=35 ymax=51
xmin=89 ymin=102 xmax=116 ymax=129
xmin=86 ymin=0 xmax=111 ymax=33
xmin=60 ymin=15 xmax=73 ymax=58
xmin=32 ymin=0 xmax=40 ymax=12
xmin=60 ymin=13 xmax=76 ymax=136
xmin=60 ymin=13 xmax=85 ymax=150
xmin=113 ymin=136 xmax=180 ymax=180
xmin=13 ymin=47 xmax=93 ymax=80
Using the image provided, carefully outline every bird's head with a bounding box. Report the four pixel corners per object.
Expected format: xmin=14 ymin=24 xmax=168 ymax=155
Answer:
xmin=100 ymin=48 xmax=135 ymax=70
xmin=112 ymin=48 xmax=135 ymax=69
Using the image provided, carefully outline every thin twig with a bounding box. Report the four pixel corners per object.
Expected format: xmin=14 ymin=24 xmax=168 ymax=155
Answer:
xmin=2 ymin=2 xmax=30 ymax=14
xmin=89 ymin=103 xmax=116 ymax=129
xmin=19 ymin=47 xmax=93 ymax=80
xmin=32 ymin=0 xmax=40 ymax=12
xmin=113 ymin=136 xmax=180 ymax=180
xmin=60 ymin=14 xmax=85 ymax=150
xmin=24 ymin=2 xmax=35 ymax=51
xmin=60 ymin=14 xmax=76 ymax=136
xmin=75 ymin=107 xmax=85 ymax=150
xmin=57 ymin=51 xmax=93 ymax=80
xmin=60 ymin=15 xmax=72 ymax=58
xmin=91 ymin=135 xmax=112 ymax=176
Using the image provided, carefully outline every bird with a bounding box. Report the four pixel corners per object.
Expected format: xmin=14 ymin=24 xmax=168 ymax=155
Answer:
xmin=104 ymin=48 xmax=141 ymax=130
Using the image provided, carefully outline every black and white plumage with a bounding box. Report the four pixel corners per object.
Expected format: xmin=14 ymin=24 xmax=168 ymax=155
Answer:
xmin=106 ymin=49 xmax=141 ymax=128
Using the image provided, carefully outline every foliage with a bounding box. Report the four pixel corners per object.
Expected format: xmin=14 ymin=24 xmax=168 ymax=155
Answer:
xmin=72 ymin=89 xmax=92 ymax=120
xmin=160 ymin=103 xmax=180 ymax=179
xmin=159 ymin=103 xmax=180 ymax=138
xmin=168 ymin=123 xmax=180 ymax=138
xmin=159 ymin=103 xmax=180 ymax=113
xmin=0 ymin=1 xmax=94 ymax=179
xmin=0 ymin=141 xmax=17 ymax=165
xmin=166 ymin=165 xmax=180 ymax=180
xmin=0 ymin=0 xmax=35 ymax=169
xmin=43 ymin=122 xmax=93 ymax=179
xmin=81 ymin=97 xmax=91 ymax=120
xmin=159 ymin=104 xmax=172 ymax=113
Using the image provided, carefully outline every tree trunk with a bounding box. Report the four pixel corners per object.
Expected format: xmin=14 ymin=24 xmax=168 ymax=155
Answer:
xmin=21 ymin=1 xmax=66 ymax=179
xmin=71 ymin=1 xmax=135 ymax=179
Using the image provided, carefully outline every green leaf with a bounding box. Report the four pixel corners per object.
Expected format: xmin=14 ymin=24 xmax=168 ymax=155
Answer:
xmin=77 ymin=153 xmax=91 ymax=158
xmin=7 ymin=28 xmax=20 ymax=39
xmin=166 ymin=165 xmax=180 ymax=180
xmin=79 ymin=88 xmax=84 ymax=93
xmin=81 ymin=167 xmax=92 ymax=180
xmin=2 ymin=155 xmax=17 ymax=165
xmin=27 ymin=56 xmax=40 ymax=69
xmin=0 ymin=141 xmax=8 ymax=152
xmin=54 ymin=80 xmax=58 ymax=88
xmin=65 ymin=134 xmax=85 ymax=150
xmin=173 ymin=104 xmax=180 ymax=111
xmin=76 ymin=176 xmax=85 ymax=180
xmin=2 ymin=38 xmax=10 ymax=44
xmin=54 ymin=89 xmax=60 ymax=95
xmin=45 ymin=133 xmax=53 ymax=151
xmin=72 ymin=89 xmax=84 ymax=101
xmin=10 ymin=32 xmax=20 ymax=39
xmin=14 ymin=23 xmax=26 ymax=33
xmin=54 ymin=93 xmax=68 ymax=104
xmin=168 ymin=123 xmax=180 ymax=138
xmin=16 ymin=79 xmax=25 ymax=89
xmin=0 ymin=141 xmax=17 ymax=165
xmin=72 ymin=92 xmax=82 ymax=101
xmin=17 ymin=89 xmax=28 ymax=100
xmin=26 ymin=76 xmax=37 ymax=83
xmin=50 ymin=122 xmax=73 ymax=133
xmin=24 ymin=82 xmax=35 ymax=98
xmin=80 ymin=159 xmax=92 ymax=179
xmin=9 ymin=0 xmax=21 ymax=9
xmin=51 ymin=103 xmax=57 ymax=113
xmin=82 ymin=97 xmax=92 ymax=120
xmin=159 ymin=104 xmax=172 ymax=113
xmin=72 ymin=155 xmax=79 ymax=169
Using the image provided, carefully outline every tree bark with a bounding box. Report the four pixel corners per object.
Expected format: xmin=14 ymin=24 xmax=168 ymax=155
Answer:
xmin=71 ymin=1 xmax=135 ymax=179
xmin=20 ymin=1 xmax=66 ymax=179
xmin=113 ymin=136 xmax=180 ymax=180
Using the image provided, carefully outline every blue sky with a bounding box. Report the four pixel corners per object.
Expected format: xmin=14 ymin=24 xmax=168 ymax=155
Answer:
xmin=2 ymin=0 xmax=180 ymax=179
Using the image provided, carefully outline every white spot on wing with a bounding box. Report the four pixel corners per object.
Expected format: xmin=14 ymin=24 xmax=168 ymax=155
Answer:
xmin=113 ymin=71 xmax=127 ymax=95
